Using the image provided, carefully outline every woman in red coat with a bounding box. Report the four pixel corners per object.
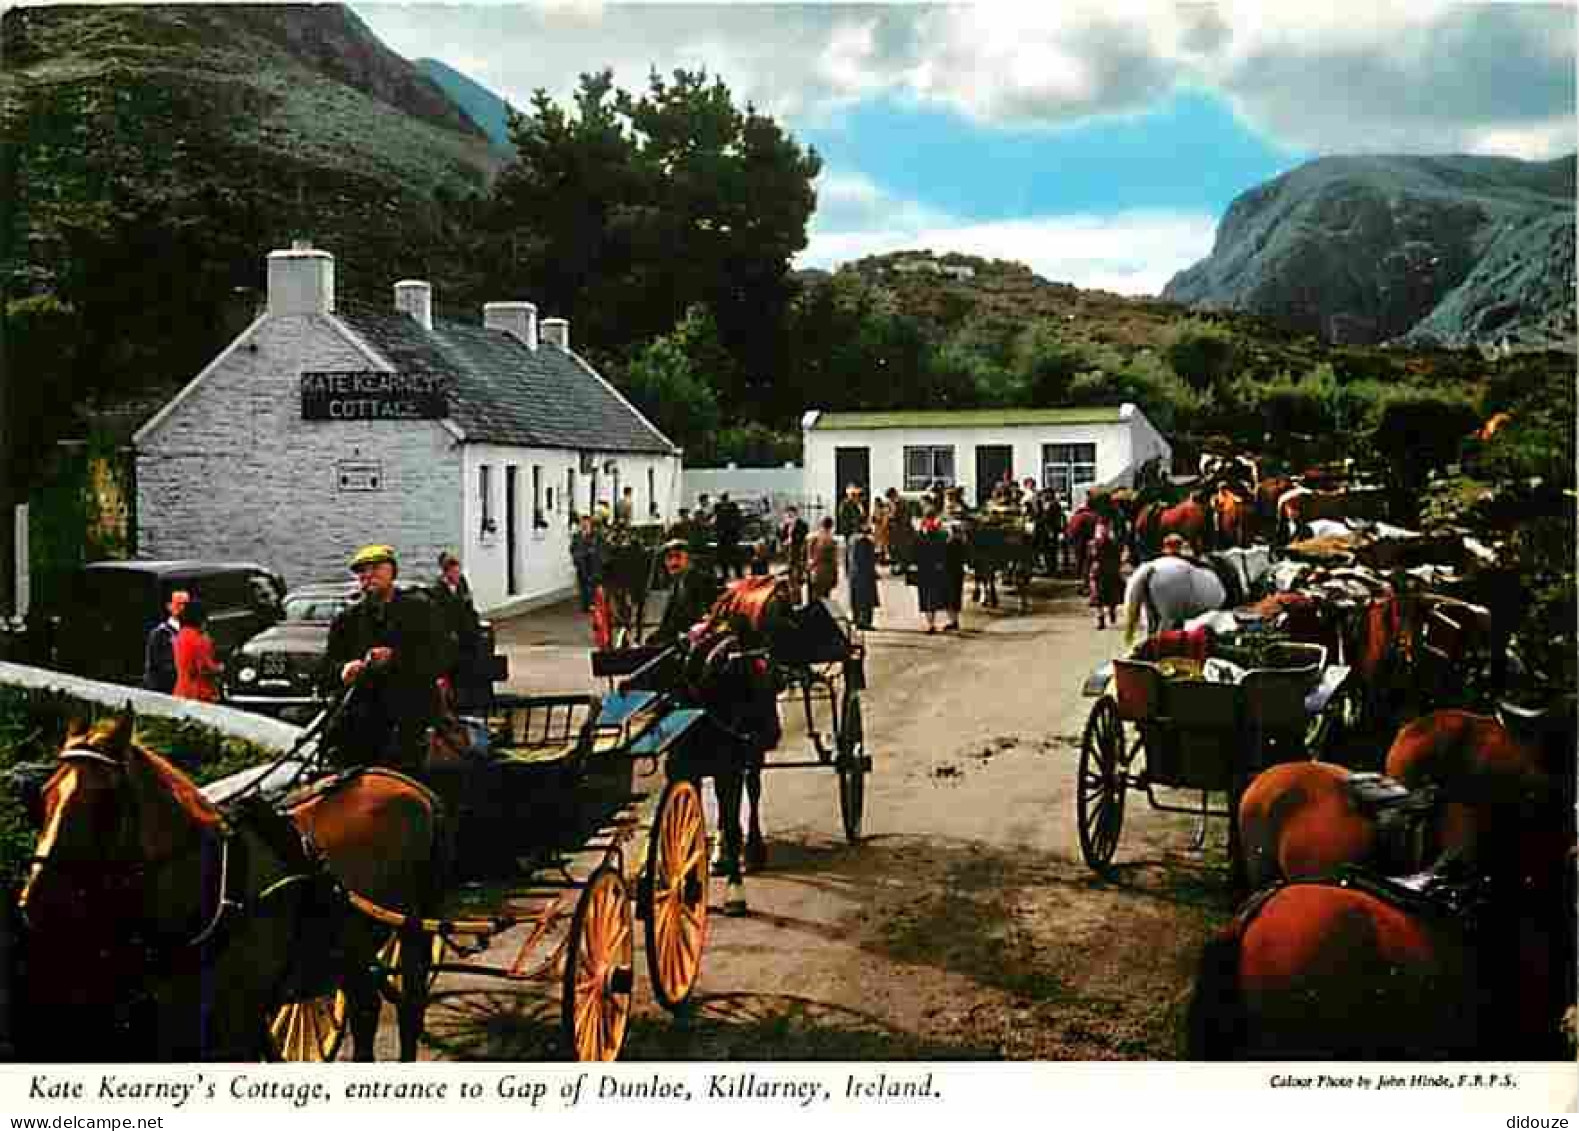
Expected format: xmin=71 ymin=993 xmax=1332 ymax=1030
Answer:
xmin=173 ymin=601 xmax=224 ymax=702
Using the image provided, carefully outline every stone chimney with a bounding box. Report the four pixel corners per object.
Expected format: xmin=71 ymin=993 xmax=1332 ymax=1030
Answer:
xmin=540 ymin=317 xmax=569 ymax=351
xmin=484 ymin=301 xmax=538 ymax=349
xmin=266 ymin=240 xmax=334 ymax=316
xmin=394 ymin=280 xmax=433 ymax=331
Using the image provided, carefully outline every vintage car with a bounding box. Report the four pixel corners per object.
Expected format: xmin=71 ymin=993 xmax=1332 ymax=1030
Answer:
xmin=29 ymin=559 xmax=286 ymax=687
xmin=225 ymin=581 xmax=358 ymax=720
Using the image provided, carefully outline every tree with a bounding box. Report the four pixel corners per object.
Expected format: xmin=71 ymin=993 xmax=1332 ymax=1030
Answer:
xmin=617 ymin=306 xmax=724 ymax=456
xmin=489 ymin=68 xmax=821 ymax=410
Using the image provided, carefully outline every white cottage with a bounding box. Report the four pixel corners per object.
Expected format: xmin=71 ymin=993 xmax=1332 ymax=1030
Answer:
xmin=134 ymin=242 xmax=682 ymax=616
xmin=801 ymin=404 xmax=1170 ymax=508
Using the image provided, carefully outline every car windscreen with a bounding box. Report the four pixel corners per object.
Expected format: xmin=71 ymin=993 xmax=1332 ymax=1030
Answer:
xmin=282 ymin=595 xmax=350 ymax=623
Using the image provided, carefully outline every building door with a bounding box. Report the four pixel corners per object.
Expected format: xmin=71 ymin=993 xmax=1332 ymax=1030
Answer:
xmin=974 ymin=445 xmax=1012 ymax=505
xmin=834 ymin=447 xmax=870 ymax=505
xmin=505 ymin=465 xmax=519 ymax=596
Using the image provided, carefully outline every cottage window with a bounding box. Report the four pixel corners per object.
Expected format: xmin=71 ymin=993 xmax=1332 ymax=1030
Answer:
xmin=903 ymin=445 xmax=955 ymax=492
xmin=648 ymin=468 xmax=658 ymax=518
xmin=478 ymin=465 xmax=495 ymax=536
xmin=532 ymin=465 xmax=546 ymax=530
xmin=1042 ymin=443 xmax=1097 ymax=499
xmin=566 ymin=468 xmax=577 ymax=522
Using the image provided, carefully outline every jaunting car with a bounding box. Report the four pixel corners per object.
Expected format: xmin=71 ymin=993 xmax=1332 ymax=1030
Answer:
xmin=226 ymin=580 xmax=501 ymax=721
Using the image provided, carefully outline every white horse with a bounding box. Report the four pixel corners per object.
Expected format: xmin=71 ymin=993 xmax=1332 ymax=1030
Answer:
xmin=1123 ymin=554 xmax=1228 ymax=642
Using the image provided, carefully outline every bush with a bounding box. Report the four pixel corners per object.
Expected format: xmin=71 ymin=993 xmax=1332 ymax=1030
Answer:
xmin=1370 ymin=389 xmax=1482 ymax=493
xmin=1066 ymin=350 xmax=1206 ymax=435
xmin=1166 ymin=317 xmax=1238 ymax=391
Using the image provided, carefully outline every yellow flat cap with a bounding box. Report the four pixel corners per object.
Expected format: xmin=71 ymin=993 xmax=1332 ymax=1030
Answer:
xmin=349 ymin=544 xmax=397 ymax=571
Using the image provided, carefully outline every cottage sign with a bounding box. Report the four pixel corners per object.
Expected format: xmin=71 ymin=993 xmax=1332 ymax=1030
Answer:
xmin=300 ymin=370 xmax=453 ymax=420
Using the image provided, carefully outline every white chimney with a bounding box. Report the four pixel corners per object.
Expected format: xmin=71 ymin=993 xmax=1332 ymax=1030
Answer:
xmin=484 ymin=301 xmax=538 ymax=349
xmin=266 ymin=240 xmax=335 ymax=316
xmin=394 ymin=280 xmax=433 ymax=331
xmin=540 ymin=317 xmax=569 ymax=351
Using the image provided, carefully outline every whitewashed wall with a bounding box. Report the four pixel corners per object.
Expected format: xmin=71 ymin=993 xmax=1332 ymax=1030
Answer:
xmin=135 ymin=313 xmax=464 ymax=592
xmin=462 ymin=445 xmax=681 ymax=616
xmin=802 ymin=421 xmax=1141 ymax=503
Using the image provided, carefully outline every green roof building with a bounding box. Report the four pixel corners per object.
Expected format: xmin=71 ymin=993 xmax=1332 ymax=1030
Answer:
xmin=801 ymin=403 xmax=1170 ymax=509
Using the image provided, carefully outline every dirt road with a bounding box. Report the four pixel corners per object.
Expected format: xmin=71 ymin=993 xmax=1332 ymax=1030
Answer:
xmin=397 ymin=571 xmax=1236 ymax=1061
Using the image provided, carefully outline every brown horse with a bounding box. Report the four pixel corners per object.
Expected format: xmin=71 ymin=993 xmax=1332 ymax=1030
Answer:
xmin=1134 ymin=492 xmax=1211 ymax=559
xmin=18 ymin=709 xmax=444 ymax=1062
xmin=1237 ymin=705 xmax=1573 ymax=892
xmin=1254 ymin=476 xmax=1293 ymax=540
xmin=1210 ymin=484 xmax=1256 ymax=548
xmin=1201 ymin=705 xmax=1576 ymax=1058
xmin=1189 ymin=837 xmax=1574 ymax=1061
xmin=1237 ymin=761 xmax=1385 ymax=892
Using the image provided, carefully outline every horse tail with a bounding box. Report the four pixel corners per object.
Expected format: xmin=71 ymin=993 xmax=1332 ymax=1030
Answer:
xmin=1185 ymin=922 xmax=1248 ymax=1060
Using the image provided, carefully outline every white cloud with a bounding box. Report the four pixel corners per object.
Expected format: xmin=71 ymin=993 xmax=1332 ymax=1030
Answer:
xmin=800 ymin=174 xmax=1217 ymax=297
xmin=354 ymin=3 xmax=1575 ymax=160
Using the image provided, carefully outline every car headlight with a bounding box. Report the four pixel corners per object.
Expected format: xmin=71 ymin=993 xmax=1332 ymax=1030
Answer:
xmin=237 ymin=666 xmax=257 ymax=684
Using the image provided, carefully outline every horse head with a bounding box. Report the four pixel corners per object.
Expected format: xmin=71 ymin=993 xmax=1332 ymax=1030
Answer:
xmin=20 ymin=707 xmax=225 ymax=954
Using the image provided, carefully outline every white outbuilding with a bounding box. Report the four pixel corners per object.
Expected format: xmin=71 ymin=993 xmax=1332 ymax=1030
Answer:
xmin=800 ymin=404 xmax=1170 ymax=508
xmin=134 ymin=242 xmax=682 ymax=616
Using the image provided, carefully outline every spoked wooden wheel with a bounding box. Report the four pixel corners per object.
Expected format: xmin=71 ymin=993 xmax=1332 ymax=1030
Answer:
xmin=561 ymin=864 xmax=635 ymax=1061
xmin=268 ymin=986 xmax=348 ymax=1062
xmin=837 ymin=689 xmax=868 ymax=843
xmin=376 ymin=931 xmax=444 ymax=1006
xmin=643 ymin=778 xmax=709 ymax=1011
xmin=1077 ymin=696 xmax=1127 ymax=871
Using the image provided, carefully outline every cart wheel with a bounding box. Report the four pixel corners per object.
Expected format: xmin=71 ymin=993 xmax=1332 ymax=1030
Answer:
xmin=562 ymin=864 xmax=635 ymax=1062
xmin=1226 ymin=774 xmax=1250 ymax=895
xmin=1077 ymin=696 xmax=1127 ymax=871
xmin=376 ymin=931 xmax=444 ymax=1006
xmin=268 ymin=985 xmax=348 ymax=1062
xmin=837 ymin=689 xmax=867 ymax=843
xmin=644 ymin=778 xmax=709 ymax=1012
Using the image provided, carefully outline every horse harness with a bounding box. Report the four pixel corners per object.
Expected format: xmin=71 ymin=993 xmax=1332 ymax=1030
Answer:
xmin=29 ymin=747 xmax=348 ymax=1034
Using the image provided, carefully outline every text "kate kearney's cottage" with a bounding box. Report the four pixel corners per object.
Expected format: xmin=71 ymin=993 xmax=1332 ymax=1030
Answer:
xmin=133 ymin=242 xmax=682 ymax=615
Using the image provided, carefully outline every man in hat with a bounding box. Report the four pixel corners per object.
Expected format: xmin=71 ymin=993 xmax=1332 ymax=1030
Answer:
xmin=649 ymin=538 xmax=720 ymax=645
xmin=322 ymin=544 xmax=456 ymax=774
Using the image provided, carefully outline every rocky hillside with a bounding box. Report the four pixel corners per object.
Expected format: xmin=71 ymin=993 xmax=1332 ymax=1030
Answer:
xmin=1163 ymin=154 xmax=1577 ymax=352
xmin=2 ymin=4 xmax=504 ymax=312
xmin=825 ymin=250 xmax=1496 ymax=389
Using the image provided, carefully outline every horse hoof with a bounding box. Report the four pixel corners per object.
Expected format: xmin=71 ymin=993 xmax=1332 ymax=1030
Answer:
xmin=723 ymin=882 xmax=748 ymax=917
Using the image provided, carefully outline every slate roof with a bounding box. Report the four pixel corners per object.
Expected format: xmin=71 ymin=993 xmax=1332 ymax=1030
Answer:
xmin=335 ymin=303 xmax=677 ymax=455
xmin=810 ymin=407 xmax=1126 ymax=430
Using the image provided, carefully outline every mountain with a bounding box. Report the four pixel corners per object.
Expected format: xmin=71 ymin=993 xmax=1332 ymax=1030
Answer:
xmin=1 ymin=2 xmax=518 ymax=485
xmin=1162 ymin=154 xmax=1577 ymax=352
xmin=418 ymin=57 xmax=515 ymax=152
xmin=2 ymin=4 xmax=505 ymax=306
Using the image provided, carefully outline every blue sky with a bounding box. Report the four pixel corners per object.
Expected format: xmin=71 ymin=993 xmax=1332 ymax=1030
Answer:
xmin=352 ymin=3 xmax=1576 ymax=295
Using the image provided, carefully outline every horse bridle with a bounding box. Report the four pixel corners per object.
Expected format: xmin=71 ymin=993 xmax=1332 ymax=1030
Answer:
xmin=24 ymin=744 xmax=237 ymax=956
